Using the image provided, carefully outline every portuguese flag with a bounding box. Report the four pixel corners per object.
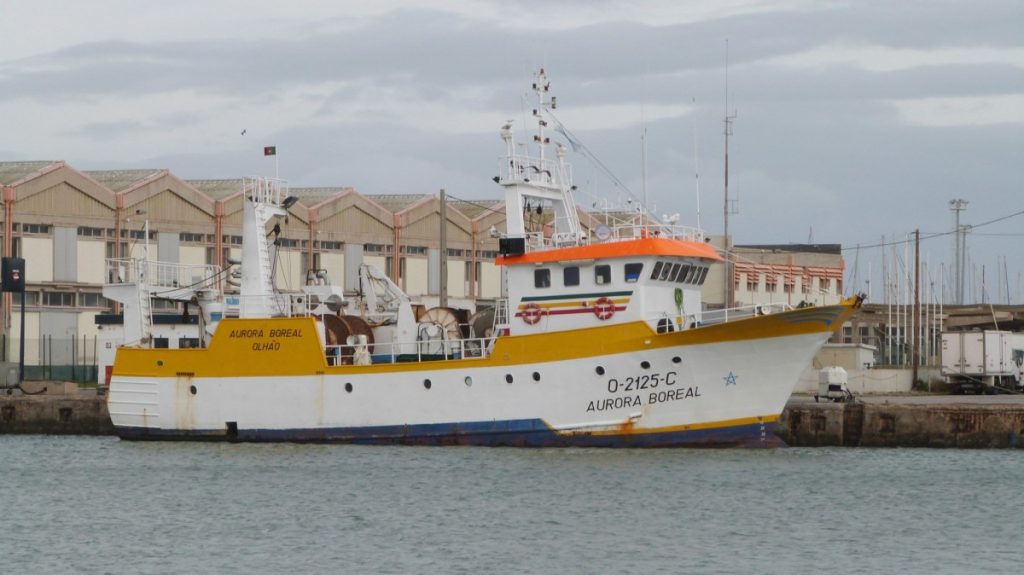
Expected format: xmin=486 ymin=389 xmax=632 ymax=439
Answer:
xmin=263 ymin=146 xmax=277 ymax=156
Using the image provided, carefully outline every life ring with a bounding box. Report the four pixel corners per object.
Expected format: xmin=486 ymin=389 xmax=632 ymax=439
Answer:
xmin=520 ymin=303 xmax=543 ymax=325
xmin=593 ymin=297 xmax=616 ymax=320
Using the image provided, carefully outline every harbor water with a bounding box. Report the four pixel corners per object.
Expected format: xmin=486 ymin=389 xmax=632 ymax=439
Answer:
xmin=2 ymin=436 xmax=1021 ymax=574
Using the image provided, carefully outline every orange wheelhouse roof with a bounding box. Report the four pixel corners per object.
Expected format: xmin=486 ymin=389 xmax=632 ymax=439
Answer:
xmin=496 ymin=237 xmax=724 ymax=266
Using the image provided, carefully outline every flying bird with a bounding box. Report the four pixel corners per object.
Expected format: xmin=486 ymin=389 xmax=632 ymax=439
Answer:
xmin=241 ymin=129 xmax=247 ymax=136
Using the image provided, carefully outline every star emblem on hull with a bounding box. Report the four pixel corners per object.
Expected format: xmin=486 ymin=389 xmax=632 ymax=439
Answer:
xmin=723 ymin=371 xmax=738 ymax=386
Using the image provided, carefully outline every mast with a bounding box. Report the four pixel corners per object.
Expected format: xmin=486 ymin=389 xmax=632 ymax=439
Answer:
xmin=497 ymin=69 xmax=581 ymax=248
xmin=913 ymin=229 xmax=920 ymax=383
xmin=723 ymin=40 xmax=738 ymax=309
xmin=440 ymin=188 xmax=448 ymax=308
xmin=693 ymin=98 xmax=702 ymax=231
xmin=949 ymin=198 xmax=968 ymax=304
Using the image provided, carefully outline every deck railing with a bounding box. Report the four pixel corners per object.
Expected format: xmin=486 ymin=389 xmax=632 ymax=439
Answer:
xmin=106 ymin=258 xmax=222 ymax=298
xmin=325 ymin=334 xmax=495 ymax=366
xmin=498 ymin=154 xmax=571 ymax=188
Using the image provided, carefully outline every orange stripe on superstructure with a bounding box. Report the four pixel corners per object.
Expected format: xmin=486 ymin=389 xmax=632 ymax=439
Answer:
xmin=496 ymin=237 xmax=723 ymax=266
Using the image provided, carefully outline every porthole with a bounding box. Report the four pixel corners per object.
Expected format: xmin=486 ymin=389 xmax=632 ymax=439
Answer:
xmin=505 ymin=374 xmax=513 ymax=384
xmin=424 ymin=379 xmax=432 ymax=390
xmin=157 ymin=360 xmax=164 ymax=366
xmin=640 ymin=361 xmax=651 ymax=369
xmin=189 ymin=385 xmax=197 ymax=395
xmin=465 ymin=376 xmax=473 ymax=387
xmin=532 ymin=372 xmax=541 ymax=382
xmin=345 ymin=382 xmax=353 ymax=393
xmin=672 ymin=356 xmax=682 ymax=364
xmin=595 ymin=366 xmax=605 ymax=376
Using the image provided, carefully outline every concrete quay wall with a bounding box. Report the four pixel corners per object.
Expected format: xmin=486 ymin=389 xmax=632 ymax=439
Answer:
xmin=0 ymin=394 xmax=115 ymax=435
xmin=777 ymin=396 xmax=1024 ymax=448
xmin=3 ymin=391 xmax=1024 ymax=448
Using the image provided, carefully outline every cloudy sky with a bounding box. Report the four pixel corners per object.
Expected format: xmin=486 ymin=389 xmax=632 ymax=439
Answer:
xmin=1 ymin=0 xmax=1022 ymax=303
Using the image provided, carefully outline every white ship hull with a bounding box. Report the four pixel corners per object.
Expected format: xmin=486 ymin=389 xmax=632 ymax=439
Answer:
xmin=108 ymin=304 xmax=854 ymax=447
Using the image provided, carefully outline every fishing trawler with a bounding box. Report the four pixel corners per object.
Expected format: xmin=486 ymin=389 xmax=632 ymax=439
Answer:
xmin=105 ymin=70 xmax=861 ymax=446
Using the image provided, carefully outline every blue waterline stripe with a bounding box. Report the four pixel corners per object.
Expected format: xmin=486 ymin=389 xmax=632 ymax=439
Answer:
xmin=116 ymin=418 xmax=780 ymax=447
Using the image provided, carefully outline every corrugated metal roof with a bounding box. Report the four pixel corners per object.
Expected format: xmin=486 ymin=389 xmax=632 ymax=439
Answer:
xmin=187 ymin=179 xmax=246 ymax=200
xmin=364 ymin=193 xmax=432 ymax=213
xmin=84 ymin=169 xmax=163 ymax=192
xmin=290 ymin=187 xmax=348 ymax=203
xmin=0 ymin=161 xmax=59 ymax=185
xmin=450 ymin=199 xmax=503 ymax=220
xmin=736 ymin=244 xmax=842 ymax=255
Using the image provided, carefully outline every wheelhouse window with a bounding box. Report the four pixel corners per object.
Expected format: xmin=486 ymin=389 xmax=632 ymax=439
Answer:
xmin=697 ymin=267 xmax=709 ymax=285
xmin=658 ymin=263 xmax=672 ymax=281
xmin=676 ymin=264 xmax=691 ymax=283
xmin=595 ymin=265 xmax=611 ymax=285
xmin=650 ymin=261 xmax=664 ymax=280
xmin=534 ymin=268 xmax=551 ymax=288
xmin=624 ymin=263 xmax=643 ymax=283
xmin=563 ymin=266 xmax=580 ymax=287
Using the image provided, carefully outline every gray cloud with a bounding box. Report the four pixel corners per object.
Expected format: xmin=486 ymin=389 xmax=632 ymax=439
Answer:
xmin=2 ymin=1 xmax=1021 ymax=299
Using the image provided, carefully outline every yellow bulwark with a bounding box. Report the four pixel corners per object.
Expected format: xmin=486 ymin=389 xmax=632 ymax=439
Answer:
xmin=112 ymin=297 xmax=862 ymax=379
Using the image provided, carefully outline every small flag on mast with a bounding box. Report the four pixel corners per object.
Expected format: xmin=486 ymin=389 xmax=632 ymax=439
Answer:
xmin=263 ymin=146 xmax=277 ymax=156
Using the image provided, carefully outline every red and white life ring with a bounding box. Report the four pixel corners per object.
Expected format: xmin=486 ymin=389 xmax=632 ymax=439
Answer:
xmin=593 ymin=297 xmax=616 ymax=320
xmin=520 ymin=303 xmax=544 ymax=325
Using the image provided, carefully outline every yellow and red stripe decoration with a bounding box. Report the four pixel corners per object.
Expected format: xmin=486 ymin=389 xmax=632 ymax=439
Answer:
xmin=514 ymin=290 xmax=632 ymax=321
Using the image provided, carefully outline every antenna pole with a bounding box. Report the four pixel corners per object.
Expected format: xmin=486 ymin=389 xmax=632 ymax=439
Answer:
xmin=440 ymin=188 xmax=448 ymax=309
xmin=913 ymin=229 xmax=920 ymax=384
xmin=949 ymin=198 xmax=968 ymax=304
xmin=692 ymin=98 xmax=702 ymax=231
xmin=723 ymin=39 xmax=738 ymax=310
xmin=641 ymin=126 xmax=648 ymax=212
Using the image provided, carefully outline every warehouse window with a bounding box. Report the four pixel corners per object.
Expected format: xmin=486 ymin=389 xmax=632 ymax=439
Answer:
xmin=20 ymin=223 xmax=51 ymax=235
xmin=79 ymin=293 xmax=108 ymax=308
xmin=77 ymin=227 xmax=104 ymax=237
xmin=42 ymin=292 xmax=75 ymax=307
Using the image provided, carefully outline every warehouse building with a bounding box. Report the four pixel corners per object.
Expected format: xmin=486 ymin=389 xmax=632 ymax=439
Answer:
xmin=1 ymin=160 xmax=848 ymax=378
